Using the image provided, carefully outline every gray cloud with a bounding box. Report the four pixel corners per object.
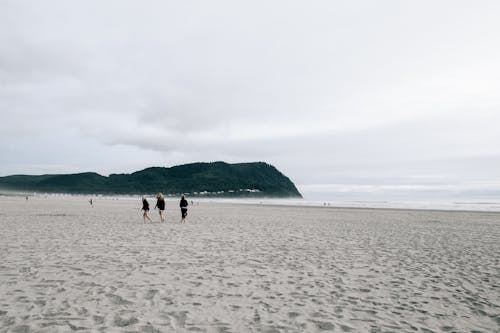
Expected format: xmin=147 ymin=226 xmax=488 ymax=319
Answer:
xmin=1 ymin=1 xmax=500 ymax=200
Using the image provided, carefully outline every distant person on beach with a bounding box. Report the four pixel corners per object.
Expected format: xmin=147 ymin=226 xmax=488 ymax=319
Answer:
xmin=142 ymin=196 xmax=152 ymax=223
xmin=89 ymin=198 xmax=93 ymax=206
xmin=180 ymin=195 xmax=188 ymax=223
xmin=155 ymin=193 xmax=166 ymax=222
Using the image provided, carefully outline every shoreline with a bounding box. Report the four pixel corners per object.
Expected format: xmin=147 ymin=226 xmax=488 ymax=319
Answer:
xmin=3 ymin=191 xmax=500 ymax=214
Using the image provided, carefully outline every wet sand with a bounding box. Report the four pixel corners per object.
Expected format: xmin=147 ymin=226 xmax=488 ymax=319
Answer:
xmin=0 ymin=196 xmax=499 ymax=332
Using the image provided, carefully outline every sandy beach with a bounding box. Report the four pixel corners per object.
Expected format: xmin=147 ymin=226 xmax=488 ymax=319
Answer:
xmin=0 ymin=196 xmax=499 ymax=332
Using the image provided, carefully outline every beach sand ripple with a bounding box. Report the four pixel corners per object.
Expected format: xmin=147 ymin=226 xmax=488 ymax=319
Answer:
xmin=0 ymin=197 xmax=499 ymax=332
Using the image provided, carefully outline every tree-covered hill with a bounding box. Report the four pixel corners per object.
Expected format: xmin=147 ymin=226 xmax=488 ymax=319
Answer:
xmin=0 ymin=162 xmax=302 ymax=197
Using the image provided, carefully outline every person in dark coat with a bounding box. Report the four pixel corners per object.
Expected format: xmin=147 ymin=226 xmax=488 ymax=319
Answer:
xmin=142 ymin=196 xmax=152 ymax=223
xmin=180 ymin=194 xmax=188 ymax=223
xmin=155 ymin=193 xmax=166 ymax=222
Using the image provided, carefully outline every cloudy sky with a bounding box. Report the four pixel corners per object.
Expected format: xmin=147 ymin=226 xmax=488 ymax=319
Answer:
xmin=1 ymin=1 xmax=499 ymax=200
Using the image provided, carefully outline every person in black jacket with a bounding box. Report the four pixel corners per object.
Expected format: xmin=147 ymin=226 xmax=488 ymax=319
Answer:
xmin=180 ymin=195 xmax=188 ymax=223
xmin=155 ymin=193 xmax=166 ymax=222
xmin=142 ymin=196 xmax=152 ymax=223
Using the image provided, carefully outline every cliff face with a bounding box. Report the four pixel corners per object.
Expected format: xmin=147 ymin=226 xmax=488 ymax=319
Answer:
xmin=0 ymin=162 xmax=302 ymax=198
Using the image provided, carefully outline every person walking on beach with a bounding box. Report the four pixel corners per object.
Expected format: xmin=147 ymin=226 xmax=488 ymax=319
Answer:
xmin=142 ymin=196 xmax=152 ymax=223
xmin=155 ymin=193 xmax=166 ymax=222
xmin=180 ymin=194 xmax=188 ymax=223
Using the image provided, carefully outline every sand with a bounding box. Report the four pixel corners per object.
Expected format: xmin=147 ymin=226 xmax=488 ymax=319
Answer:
xmin=0 ymin=196 xmax=499 ymax=332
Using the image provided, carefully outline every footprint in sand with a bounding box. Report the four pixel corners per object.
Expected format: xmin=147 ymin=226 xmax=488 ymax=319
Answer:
xmin=161 ymin=297 xmax=174 ymax=305
xmin=67 ymin=322 xmax=88 ymax=331
xmin=113 ymin=314 xmax=139 ymax=327
xmin=139 ymin=324 xmax=163 ymax=333
xmin=93 ymin=315 xmax=104 ymax=324
xmin=11 ymin=324 xmax=31 ymax=333
xmin=144 ymin=289 xmax=158 ymax=301
xmin=166 ymin=311 xmax=188 ymax=329
xmin=106 ymin=293 xmax=133 ymax=306
xmin=33 ymin=299 xmax=46 ymax=307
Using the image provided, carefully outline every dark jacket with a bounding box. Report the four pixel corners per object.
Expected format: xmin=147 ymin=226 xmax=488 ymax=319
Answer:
xmin=155 ymin=198 xmax=165 ymax=210
xmin=180 ymin=199 xmax=188 ymax=208
xmin=142 ymin=199 xmax=150 ymax=211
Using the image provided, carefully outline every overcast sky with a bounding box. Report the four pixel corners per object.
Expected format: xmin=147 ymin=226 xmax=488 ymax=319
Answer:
xmin=1 ymin=1 xmax=499 ymax=200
